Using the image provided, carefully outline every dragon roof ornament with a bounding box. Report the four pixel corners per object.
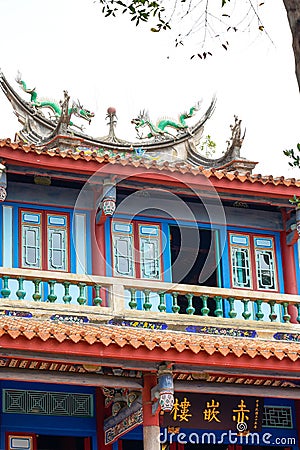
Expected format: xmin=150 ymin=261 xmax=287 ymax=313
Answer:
xmin=0 ymin=71 xmax=257 ymax=172
xmin=15 ymin=72 xmax=95 ymax=129
xmin=131 ymin=101 xmax=202 ymax=141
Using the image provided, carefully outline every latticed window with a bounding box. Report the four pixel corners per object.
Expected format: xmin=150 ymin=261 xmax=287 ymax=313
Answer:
xmin=255 ymin=238 xmax=276 ymax=290
xmin=22 ymin=212 xmax=42 ymax=269
xmin=3 ymin=389 xmax=93 ymax=417
xmin=229 ymin=233 xmax=278 ymax=291
xmin=263 ymin=405 xmax=293 ymax=428
xmin=230 ymin=235 xmax=252 ymax=289
xmin=21 ymin=210 xmax=69 ymax=271
xmin=112 ymin=221 xmax=162 ymax=280
xmin=47 ymin=215 xmax=68 ymax=271
xmin=139 ymin=225 xmax=161 ymax=279
xmin=112 ymin=222 xmax=135 ymax=277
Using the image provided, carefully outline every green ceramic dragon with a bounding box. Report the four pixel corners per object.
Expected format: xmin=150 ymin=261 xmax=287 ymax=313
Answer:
xmin=16 ymin=72 xmax=94 ymax=125
xmin=131 ymin=102 xmax=201 ymax=139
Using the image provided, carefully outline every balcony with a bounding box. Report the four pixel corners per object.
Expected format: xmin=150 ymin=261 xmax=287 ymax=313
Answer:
xmin=0 ymin=267 xmax=299 ymax=337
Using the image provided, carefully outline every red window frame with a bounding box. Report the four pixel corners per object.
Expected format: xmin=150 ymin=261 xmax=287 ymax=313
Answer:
xmin=19 ymin=208 xmax=70 ymax=272
xmin=228 ymin=232 xmax=279 ymax=292
xmin=111 ymin=220 xmax=164 ymax=280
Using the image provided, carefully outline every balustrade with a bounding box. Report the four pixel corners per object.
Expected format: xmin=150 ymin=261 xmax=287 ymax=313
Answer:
xmin=0 ymin=267 xmax=299 ymax=325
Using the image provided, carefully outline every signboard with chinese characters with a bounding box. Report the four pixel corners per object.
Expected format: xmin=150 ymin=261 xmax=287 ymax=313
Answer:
xmin=162 ymin=394 xmax=262 ymax=432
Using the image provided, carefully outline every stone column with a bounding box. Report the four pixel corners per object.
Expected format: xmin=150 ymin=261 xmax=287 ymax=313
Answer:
xmin=143 ymin=373 xmax=160 ymax=450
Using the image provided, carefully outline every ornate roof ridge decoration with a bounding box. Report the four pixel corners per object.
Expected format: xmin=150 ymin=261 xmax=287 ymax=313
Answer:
xmin=0 ymin=71 xmax=257 ymax=171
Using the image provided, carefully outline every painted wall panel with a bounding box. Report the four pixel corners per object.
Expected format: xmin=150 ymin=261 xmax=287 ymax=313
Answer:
xmin=6 ymin=183 xmax=81 ymax=208
xmin=74 ymin=213 xmax=87 ymax=274
xmin=116 ymin=195 xmax=283 ymax=231
xmin=295 ymin=242 xmax=300 ymax=294
xmin=3 ymin=205 xmax=13 ymax=268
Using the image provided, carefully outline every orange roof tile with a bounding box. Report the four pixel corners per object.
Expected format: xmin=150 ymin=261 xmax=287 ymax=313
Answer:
xmin=1 ymin=317 xmax=300 ymax=362
xmin=1 ymin=139 xmax=300 ymax=187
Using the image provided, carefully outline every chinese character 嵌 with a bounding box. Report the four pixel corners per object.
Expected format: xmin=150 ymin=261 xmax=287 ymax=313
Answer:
xmin=203 ymin=399 xmax=221 ymax=423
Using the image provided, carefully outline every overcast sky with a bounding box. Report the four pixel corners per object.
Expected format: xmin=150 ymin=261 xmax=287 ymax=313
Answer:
xmin=0 ymin=0 xmax=299 ymax=177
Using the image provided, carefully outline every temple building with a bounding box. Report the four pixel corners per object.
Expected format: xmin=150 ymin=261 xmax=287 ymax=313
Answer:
xmin=0 ymin=72 xmax=300 ymax=450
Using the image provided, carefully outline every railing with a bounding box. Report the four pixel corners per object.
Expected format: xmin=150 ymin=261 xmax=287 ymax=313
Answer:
xmin=0 ymin=267 xmax=300 ymax=324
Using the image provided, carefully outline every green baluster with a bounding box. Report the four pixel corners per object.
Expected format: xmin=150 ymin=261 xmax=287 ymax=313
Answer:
xmin=295 ymin=303 xmax=300 ymax=324
xmin=143 ymin=289 xmax=152 ymax=311
xmin=242 ymin=299 xmax=251 ymax=320
xmin=16 ymin=278 xmax=26 ymax=300
xmin=128 ymin=289 xmax=137 ymax=310
xmin=255 ymin=299 xmax=264 ymax=321
xmin=282 ymin=302 xmax=291 ymax=323
xmin=200 ymin=295 xmax=209 ymax=316
xmin=32 ymin=279 xmax=41 ymax=302
xmin=214 ymin=296 xmax=223 ymax=317
xmin=47 ymin=280 xmax=57 ymax=303
xmin=268 ymin=300 xmax=277 ymax=322
xmin=158 ymin=292 xmax=166 ymax=312
xmin=186 ymin=293 xmax=195 ymax=315
xmin=62 ymin=281 xmax=72 ymax=304
xmin=93 ymin=284 xmax=102 ymax=306
xmin=172 ymin=292 xmax=180 ymax=314
xmin=1 ymin=276 xmax=11 ymax=298
xmin=77 ymin=283 xmax=87 ymax=305
xmin=228 ymin=297 xmax=237 ymax=318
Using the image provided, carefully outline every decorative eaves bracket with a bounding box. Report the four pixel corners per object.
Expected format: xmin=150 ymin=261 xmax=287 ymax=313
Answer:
xmin=0 ymin=162 xmax=7 ymax=202
xmin=151 ymin=363 xmax=174 ymax=415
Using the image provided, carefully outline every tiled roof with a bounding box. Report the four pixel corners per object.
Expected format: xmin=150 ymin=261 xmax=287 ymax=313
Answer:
xmin=1 ymin=139 xmax=299 ymax=187
xmin=1 ymin=317 xmax=300 ymax=361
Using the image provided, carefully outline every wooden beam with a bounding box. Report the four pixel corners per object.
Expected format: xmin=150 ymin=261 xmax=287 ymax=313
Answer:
xmin=2 ymin=348 xmax=300 ymax=382
xmin=0 ymin=367 xmax=143 ymax=389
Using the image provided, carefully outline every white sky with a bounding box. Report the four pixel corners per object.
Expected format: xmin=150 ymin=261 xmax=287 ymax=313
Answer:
xmin=0 ymin=0 xmax=299 ymax=177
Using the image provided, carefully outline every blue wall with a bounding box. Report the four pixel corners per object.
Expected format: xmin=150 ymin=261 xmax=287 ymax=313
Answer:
xmin=1 ymin=381 xmax=97 ymax=450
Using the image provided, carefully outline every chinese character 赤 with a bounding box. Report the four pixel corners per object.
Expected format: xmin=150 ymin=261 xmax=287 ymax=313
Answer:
xmin=232 ymin=399 xmax=250 ymax=424
xmin=203 ymin=399 xmax=221 ymax=423
xmin=171 ymin=397 xmax=192 ymax=422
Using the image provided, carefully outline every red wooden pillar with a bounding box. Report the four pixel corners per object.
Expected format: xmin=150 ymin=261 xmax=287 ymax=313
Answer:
xmin=143 ymin=373 xmax=160 ymax=450
xmin=96 ymin=388 xmax=112 ymax=450
xmin=280 ymin=231 xmax=298 ymax=323
xmin=294 ymin=399 xmax=300 ymax=450
xmin=91 ymin=182 xmax=107 ymax=278
xmin=92 ymin=217 xmax=106 ymax=276
xmin=93 ymin=212 xmax=109 ymax=305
